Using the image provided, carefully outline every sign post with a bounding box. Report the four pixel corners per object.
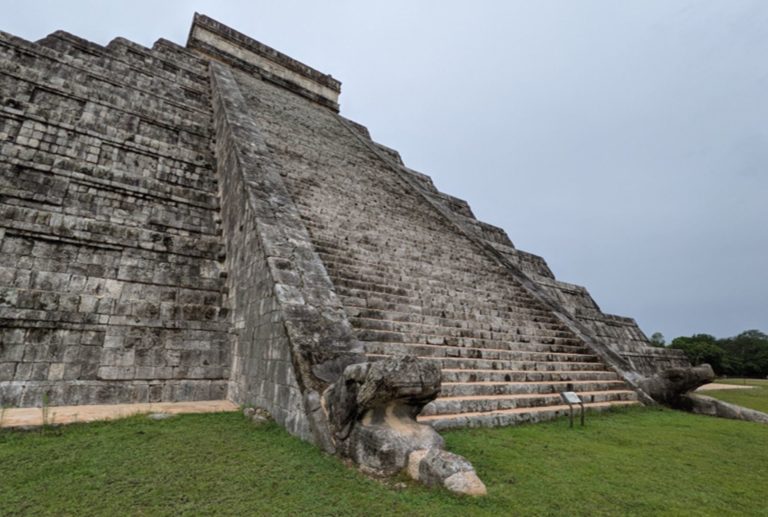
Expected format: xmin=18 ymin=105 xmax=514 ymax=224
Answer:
xmin=560 ymin=391 xmax=585 ymax=428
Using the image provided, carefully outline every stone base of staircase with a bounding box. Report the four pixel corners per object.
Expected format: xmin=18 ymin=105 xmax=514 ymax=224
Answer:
xmin=420 ymin=400 xmax=641 ymax=430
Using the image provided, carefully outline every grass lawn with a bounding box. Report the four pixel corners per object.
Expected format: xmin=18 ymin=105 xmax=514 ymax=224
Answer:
xmin=704 ymin=378 xmax=768 ymax=414
xmin=1 ymin=407 xmax=767 ymax=516
xmin=716 ymin=378 xmax=768 ymax=388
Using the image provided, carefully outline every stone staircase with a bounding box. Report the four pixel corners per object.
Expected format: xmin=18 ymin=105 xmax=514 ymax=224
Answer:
xmin=314 ymin=235 xmax=639 ymax=430
xmin=231 ymin=67 xmax=641 ymax=430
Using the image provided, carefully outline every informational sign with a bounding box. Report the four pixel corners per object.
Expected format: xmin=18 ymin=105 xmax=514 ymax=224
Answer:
xmin=560 ymin=391 xmax=582 ymax=405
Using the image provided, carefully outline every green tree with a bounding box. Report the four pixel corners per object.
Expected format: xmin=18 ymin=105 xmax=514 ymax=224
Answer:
xmin=717 ymin=330 xmax=768 ymax=378
xmin=649 ymin=332 xmax=666 ymax=347
xmin=669 ymin=334 xmax=727 ymax=374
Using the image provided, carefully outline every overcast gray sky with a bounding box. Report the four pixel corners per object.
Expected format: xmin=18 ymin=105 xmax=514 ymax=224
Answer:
xmin=4 ymin=1 xmax=766 ymax=341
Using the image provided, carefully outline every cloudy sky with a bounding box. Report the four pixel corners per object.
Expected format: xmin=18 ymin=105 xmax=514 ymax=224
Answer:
xmin=5 ymin=1 xmax=766 ymax=341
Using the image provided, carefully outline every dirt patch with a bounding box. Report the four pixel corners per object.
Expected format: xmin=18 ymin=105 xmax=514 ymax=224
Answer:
xmin=696 ymin=383 xmax=756 ymax=392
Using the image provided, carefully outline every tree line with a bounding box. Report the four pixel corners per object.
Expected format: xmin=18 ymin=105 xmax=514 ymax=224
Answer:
xmin=649 ymin=330 xmax=768 ymax=378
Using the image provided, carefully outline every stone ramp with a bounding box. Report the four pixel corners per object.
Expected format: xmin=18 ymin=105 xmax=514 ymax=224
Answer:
xmin=229 ymin=65 xmax=640 ymax=428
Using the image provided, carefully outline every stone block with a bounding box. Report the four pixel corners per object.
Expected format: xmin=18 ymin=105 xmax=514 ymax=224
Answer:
xmin=0 ymin=362 xmax=17 ymax=381
xmin=78 ymin=295 xmax=98 ymax=313
xmin=48 ymin=362 xmax=66 ymax=381
xmin=101 ymin=348 xmax=135 ymax=368
xmin=0 ymin=287 xmax=18 ymax=306
xmin=97 ymin=366 xmax=135 ymax=380
xmin=15 ymin=362 xmax=49 ymax=381
xmin=0 ymin=344 xmax=25 ymax=362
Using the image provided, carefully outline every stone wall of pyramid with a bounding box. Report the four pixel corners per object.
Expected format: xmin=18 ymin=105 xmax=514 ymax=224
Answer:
xmin=0 ymin=26 xmax=231 ymax=406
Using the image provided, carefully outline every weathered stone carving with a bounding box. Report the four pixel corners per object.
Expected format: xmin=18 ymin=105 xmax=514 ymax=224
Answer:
xmin=637 ymin=364 xmax=715 ymax=406
xmin=327 ymin=355 xmax=442 ymax=471
xmin=680 ymin=393 xmax=768 ymax=425
xmin=324 ymin=355 xmax=486 ymax=495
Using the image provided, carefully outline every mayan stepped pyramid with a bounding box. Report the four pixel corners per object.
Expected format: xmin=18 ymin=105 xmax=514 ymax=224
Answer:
xmin=1 ymin=14 xmax=708 ymax=485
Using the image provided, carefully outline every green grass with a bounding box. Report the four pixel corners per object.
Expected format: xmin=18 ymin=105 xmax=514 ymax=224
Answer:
xmin=1 ymin=407 xmax=767 ymax=516
xmin=705 ymin=378 xmax=768 ymax=413
xmin=717 ymin=378 xmax=768 ymax=388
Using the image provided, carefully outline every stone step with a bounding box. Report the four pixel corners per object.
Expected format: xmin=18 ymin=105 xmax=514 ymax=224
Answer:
xmin=336 ymin=287 xmax=568 ymax=328
xmin=301 ymin=206 xmax=446 ymax=234
xmin=3 ymin=69 xmax=211 ymax=152
xmin=317 ymin=250 xmax=531 ymax=288
xmin=310 ymin=228 xmax=480 ymax=261
xmin=0 ymin=38 xmax=210 ymax=130
xmin=329 ymin=268 xmax=552 ymax=312
xmin=0 ymin=159 xmax=218 ymax=237
xmin=342 ymin=295 xmax=560 ymax=330
xmin=349 ymin=316 xmax=585 ymax=351
xmin=365 ymin=353 xmax=608 ymax=372
xmin=440 ymin=380 xmax=627 ymax=397
xmin=151 ymin=38 xmax=210 ymax=76
xmin=2 ymin=122 xmax=215 ymax=195
xmin=314 ymin=238 xmax=486 ymax=268
xmin=0 ymin=306 xmax=229 ymax=332
xmin=4 ymin=114 xmax=211 ymax=180
xmin=301 ymin=209 xmax=453 ymax=237
xmin=0 ymin=153 xmax=218 ymax=214
xmin=38 ymin=32 xmax=209 ymax=108
xmin=5 ymin=81 xmax=212 ymax=159
xmin=3 ymin=288 xmax=227 ymax=324
xmin=343 ymin=304 xmax=560 ymax=334
xmin=315 ymin=239 xmax=512 ymax=277
xmin=329 ymin=267 xmax=501 ymax=296
xmin=110 ymin=36 xmax=208 ymax=79
xmin=361 ymin=341 xmax=599 ymax=364
xmin=315 ymin=235 xmax=505 ymax=277
xmin=418 ymin=400 xmax=642 ymax=430
xmin=0 ymin=204 xmax=223 ymax=260
xmin=324 ymin=258 xmax=520 ymax=293
xmin=32 ymin=32 xmax=210 ymax=110
xmin=355 ymin=326 xmax=586 ymax=353
xmin=421 ymin=390 xmax=638 ymax=417
xmin=441 ymin=368 xmax=620 ymax=383
xmin=332 ymin=275 xmax=411 ymax=298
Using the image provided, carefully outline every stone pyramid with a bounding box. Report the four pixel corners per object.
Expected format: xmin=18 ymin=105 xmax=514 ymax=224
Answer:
xmin=0 ymin=13 xmax=710 ymax=486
